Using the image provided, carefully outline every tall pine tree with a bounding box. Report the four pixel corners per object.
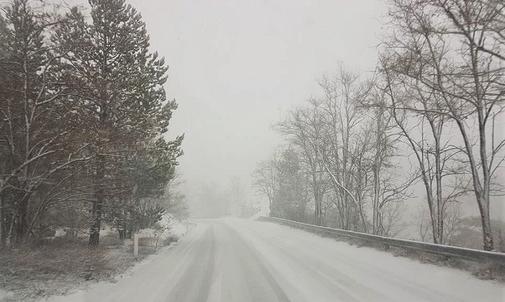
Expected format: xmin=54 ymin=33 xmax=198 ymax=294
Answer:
xmin=54 ymin=0 xmax=180 ymax=246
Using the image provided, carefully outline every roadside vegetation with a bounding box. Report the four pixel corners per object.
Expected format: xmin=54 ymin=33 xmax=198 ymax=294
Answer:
xmin=0 ymin=0 xmax=187 ymax=299
xmin=254 ymin=0 xmax=505 ymax=252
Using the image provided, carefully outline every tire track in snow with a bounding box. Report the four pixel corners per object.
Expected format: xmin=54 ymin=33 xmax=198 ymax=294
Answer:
xmin=166 ymin=226 xmax=216 ymax=302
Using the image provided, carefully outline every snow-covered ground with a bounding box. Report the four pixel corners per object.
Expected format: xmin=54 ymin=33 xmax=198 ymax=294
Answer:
xmin=0 ymin=289 xmax=13 ymax=301
xmin=137 ymin=214 xmax=189 ymax=241
xmin=43 ymin=218 xmax=504 ymax=302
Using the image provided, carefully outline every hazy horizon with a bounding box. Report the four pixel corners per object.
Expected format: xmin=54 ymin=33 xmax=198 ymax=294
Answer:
xmin=128 ymin=0 xmax=387 ymax=211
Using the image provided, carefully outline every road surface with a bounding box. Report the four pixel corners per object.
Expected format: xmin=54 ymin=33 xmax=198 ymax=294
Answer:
xmin=48 ymin=218 xmax=504 ymax=302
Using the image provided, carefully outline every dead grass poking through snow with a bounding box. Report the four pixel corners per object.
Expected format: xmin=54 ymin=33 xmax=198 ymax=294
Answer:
xmin=0 ymin=235 xmax=155 ymax=301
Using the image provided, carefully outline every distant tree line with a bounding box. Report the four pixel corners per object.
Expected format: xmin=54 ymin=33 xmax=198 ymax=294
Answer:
xmin=254 ymin=0 xmax=504 ymax=251
xmin=0 ymin=0 xmax=184 ymax=247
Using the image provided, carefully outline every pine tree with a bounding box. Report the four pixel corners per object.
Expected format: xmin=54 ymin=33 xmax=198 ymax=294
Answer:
xmin=54 ymin=0 xmax=181 ymax=246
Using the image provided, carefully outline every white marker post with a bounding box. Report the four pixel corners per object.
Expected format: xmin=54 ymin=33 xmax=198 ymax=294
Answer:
xmin=133 ymin=233 xmax=139 ymax=257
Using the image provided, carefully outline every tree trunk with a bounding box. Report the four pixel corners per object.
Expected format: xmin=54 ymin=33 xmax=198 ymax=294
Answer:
xmin=0 ymin=193 xmax=4 ymax=248
xmin=477 ymin=193 xmax=494 ymax=251
xmin=89 ymin=155 xmax=105 ymax=247
xmin=88 ymin=198 xmax=102 ymax=246
xmin=15 ymin=196 xmax=29 ymax=243
xmin=6 ymin=214 xmax=15 ymax=247
xmin=268 ymin=196 xmax=273 ymax=217
xmin=454 ymin=118 xmax=494 ymax=251
xmin=314 ymin=189 xmax=322 ymax=226
xmin=478 ymin=118 xmax=493 ymax=251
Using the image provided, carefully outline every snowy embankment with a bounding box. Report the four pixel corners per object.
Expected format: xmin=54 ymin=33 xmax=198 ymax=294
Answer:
xmin=0 ymin=217 xmax=189 ymax=302
xmin=137 ymin=214 xmax=189 ymax=243
xmin=45 ymin=221 xmax=201 ymax=302
xmin=38 ymin=219 xmax=190 ymax=302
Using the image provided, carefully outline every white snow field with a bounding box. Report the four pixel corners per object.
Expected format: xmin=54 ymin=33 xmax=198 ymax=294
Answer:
xmin=45 ymin=218 xmax=504 ymax=302
xmin=0 ymin=289 xmax=13 ymax=301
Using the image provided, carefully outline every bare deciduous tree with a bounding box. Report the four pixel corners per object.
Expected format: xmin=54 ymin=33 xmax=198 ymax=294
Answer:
xmin=278 ymin=99 xmax=328 ymax=225
xmin=252 ymin=158 xmax=279 ymax=217
xmin=384 ymin=0 xmax=505 ymax=250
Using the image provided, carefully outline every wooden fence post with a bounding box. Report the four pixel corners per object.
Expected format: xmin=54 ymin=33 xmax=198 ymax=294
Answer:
xmin=133 ymin=233 xmax=139 ymax=257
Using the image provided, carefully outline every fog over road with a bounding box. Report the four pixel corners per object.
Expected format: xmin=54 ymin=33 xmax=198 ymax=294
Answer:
xmin=49 ymin=219 xmax=504 ymax=302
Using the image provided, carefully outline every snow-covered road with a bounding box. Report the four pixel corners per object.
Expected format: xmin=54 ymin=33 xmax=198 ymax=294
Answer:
xmin=47 ymin=218 xmax=504 ymax=302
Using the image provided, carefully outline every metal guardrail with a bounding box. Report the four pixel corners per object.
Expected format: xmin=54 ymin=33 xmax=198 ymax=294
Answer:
xmin=258 ymin=216 xmax=505 ymax=265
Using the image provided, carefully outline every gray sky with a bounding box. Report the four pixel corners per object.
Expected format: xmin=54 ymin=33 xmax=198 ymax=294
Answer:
xmin=128 ymin=0 xmax=387 ymax=204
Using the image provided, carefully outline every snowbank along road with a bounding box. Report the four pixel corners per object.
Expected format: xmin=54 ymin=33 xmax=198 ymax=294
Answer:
xmin=47 ymin=218 xmax=505 ymax=302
